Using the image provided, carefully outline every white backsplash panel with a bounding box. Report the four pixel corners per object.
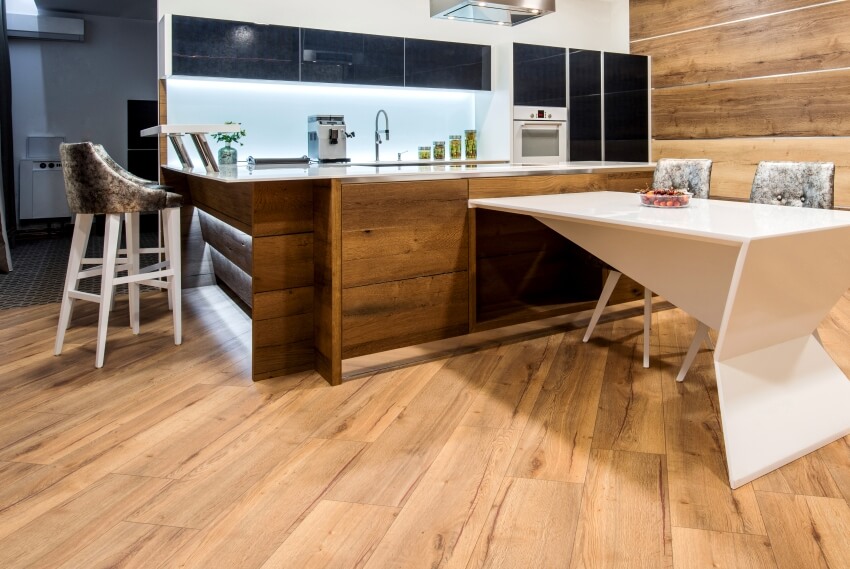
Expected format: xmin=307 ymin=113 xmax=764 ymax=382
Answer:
xmin=167 ymin=77 xmax=484 ymax=164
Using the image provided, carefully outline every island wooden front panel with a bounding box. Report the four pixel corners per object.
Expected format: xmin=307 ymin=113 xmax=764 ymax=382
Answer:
xmin=339 ymin=180 xmax=469 ymax=359
xmin=469 ymin=171 xmax=653 ymax=327
xmin=251 ymin=181 xmax=316 ymax=380
xmin=170 ymin=168 xmax=654 ymax=385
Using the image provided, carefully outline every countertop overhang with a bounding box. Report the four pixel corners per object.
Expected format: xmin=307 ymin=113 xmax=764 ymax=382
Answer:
xmin=163 ymin=160 xmax=656 ymax=184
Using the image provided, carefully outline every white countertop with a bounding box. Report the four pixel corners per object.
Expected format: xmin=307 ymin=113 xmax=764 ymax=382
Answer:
xmin=469 ymin=191 xmax=850 ymax=242
xmin=164 ymin=161 xmax=655 ymax=183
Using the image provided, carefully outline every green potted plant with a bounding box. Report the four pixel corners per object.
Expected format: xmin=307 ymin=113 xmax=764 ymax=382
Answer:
xmin=211 ymin=122 xmax=246 ymax=166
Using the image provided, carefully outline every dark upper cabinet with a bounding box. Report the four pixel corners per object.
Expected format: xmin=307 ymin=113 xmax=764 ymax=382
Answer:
xmin=170 ymin=17 xmax=489 ymax=91
xmin=569 ymin=49 xmax=602 ymax=161
xmin=300 ymin=29 xmax=404 ymax=87
xmin=171 ymin=16 xmax=299 ymax=81
xmin=513 ymin=43 xmax=566 ymax=107
xmin=405 ymin=38 xmax=491 ymax=91
xmin=604 ymin=52 xmax=649 ymax=162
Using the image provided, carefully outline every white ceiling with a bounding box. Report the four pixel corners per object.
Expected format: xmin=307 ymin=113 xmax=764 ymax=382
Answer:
xmin=34 ymin=0 xmax=156 ymax=20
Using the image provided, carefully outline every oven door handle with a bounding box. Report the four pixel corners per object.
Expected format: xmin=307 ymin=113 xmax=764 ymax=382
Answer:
xmin=519 ymin=122 xmax=563 ymax=129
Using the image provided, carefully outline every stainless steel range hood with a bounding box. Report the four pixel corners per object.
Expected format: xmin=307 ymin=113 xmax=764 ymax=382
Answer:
xmin=431 ymin=0 xmax=555 ymax=26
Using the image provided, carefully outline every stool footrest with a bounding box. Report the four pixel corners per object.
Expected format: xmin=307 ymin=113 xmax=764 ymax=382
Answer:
xmin=137 ymin=279 xmax=171 ymax=289
xmin=78 ymin=263 xmax=131 ymax=280
xmin=68 ymin=290 xmax=101 ymax=303
xmin=112 ymin=268 xmax=174 ymax=286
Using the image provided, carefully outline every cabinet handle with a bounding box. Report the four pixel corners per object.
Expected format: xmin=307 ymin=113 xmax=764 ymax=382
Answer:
xmin=520 ymin=122 xmax=562 ymax=128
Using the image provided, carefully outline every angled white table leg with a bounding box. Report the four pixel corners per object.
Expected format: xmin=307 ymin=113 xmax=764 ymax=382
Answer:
xmin=715 ymin=335 xmax=850 ymax=487
xmin=712 ymin=228 xmax=850 ymax=487
xmin=536 ymin=215 xmax=850 ymax=488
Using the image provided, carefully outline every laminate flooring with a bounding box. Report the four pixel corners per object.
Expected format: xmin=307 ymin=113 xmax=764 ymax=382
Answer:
xmin=1 ymin=286 xmax=849 ymax=568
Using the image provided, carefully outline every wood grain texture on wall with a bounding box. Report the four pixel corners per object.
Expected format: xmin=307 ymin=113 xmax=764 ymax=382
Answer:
xmin=632 ymin=3 xmax=850 ymax=88
xmin=652 ymin=69 xmax=850 ymax=140
xmin=633 ymin=0 xmax=850 ymax=204
xmin=629 ymin=0 xmax=826 ymax=42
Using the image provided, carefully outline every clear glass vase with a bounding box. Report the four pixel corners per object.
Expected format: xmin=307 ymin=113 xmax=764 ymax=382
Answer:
xmin=218 ymin=145 xmax=238 ymax=166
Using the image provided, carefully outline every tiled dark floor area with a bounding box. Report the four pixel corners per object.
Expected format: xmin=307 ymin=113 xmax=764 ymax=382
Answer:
xmin=0 ymin=228 xmax=161 ymax=310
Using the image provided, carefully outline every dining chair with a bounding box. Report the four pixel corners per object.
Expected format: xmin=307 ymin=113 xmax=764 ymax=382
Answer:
xmin=676 ymin=160 xmax=836 ymax=382
xmin=584 ymin=158 xmax=713 ymax=368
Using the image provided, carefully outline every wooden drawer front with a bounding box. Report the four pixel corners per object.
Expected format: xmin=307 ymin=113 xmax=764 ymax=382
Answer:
xmin=187 ymin=177 xmax=252 ymax=235
xmin=252 ymin=287 xmax=314 ymax=380
xmin=468 ymin=174 xmax=607 ymax=199
xmin=341 ymin=180 xmax=468 ymax=288
xmin=253 ymin=181 xmax=314 ymax=237
xmin=198 ymin=210 xmax=252 ymax=274
xmin=474 ymin=209 xmax=602 ymax=324
xmin=253 ymin=233 xmax=313 ymax=293
xmin=342 ymin=272 xmax=469 ymax=359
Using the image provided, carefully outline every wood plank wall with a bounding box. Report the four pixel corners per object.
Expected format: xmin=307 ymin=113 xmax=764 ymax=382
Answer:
xmin=630 ymin=0 xmax=850 ymax=205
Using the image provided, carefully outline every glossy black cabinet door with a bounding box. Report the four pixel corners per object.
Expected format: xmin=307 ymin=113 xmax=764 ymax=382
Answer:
xmin=301 ymin=28 xmax=404 ymax=86
xmin=568 ymin=49 xmax=602 ymax=161
xmin=513 ymin=43 xmax=566 ymax=107
xmin=604 ymin=52 xmax=649 ymax=162
xmin=405 ymin=38 xmax=491 ymax=91
xmin=172 ymin=16 xmax=299 ymax=81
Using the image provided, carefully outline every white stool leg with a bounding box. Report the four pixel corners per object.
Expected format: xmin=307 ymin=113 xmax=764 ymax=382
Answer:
xmin=643 ymin=287 xmax=652 ymax=368
xmin=164 ymin=207 xmax=182 ymax=345
xmin=110 ymin=214 xmax=124 ymax=313
xmin=160 ymin=211 xmax=172 ymax=311
xmin=55 ymin=213 xmax=93 ymax=355
xmin=125 ymin=212 xmax=141 ymax=334
xmin=583 ymin=270 xmax=621 ymax=342
xmin=676 ymin=321 xmax=710 ymax=383
xmin=95 ymin=214 xmax=121 ymax=368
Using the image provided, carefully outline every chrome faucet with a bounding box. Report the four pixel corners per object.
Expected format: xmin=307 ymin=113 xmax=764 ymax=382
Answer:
xmin=375 ymin=109 xmax=389 ymax=161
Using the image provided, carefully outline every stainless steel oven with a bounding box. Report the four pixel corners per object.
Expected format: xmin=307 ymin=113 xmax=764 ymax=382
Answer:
xmin=512 ymin=106 xmax=567 ymax=164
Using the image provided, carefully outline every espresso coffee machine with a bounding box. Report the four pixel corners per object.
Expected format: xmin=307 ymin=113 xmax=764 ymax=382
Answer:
xmin=307 ymin=115 xmax=355 ymax=163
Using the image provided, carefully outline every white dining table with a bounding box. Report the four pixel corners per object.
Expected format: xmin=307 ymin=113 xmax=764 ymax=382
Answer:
xmin=470 ymin=191 xmax=850 ymax=488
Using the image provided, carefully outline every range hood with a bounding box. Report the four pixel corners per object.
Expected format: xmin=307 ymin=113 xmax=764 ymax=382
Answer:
xmin=431 ymin=0 xmax=555 ymax=26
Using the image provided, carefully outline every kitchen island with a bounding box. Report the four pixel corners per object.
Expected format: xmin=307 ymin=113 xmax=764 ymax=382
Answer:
xmin=161 ymin=161 xmax=655 ymax=384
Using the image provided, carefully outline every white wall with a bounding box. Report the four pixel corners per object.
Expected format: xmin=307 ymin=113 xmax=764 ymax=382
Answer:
xmin=9 ymin=13 xmax=157 ymax=222
xmin=158 ymin=0 xmax=629 ymax=163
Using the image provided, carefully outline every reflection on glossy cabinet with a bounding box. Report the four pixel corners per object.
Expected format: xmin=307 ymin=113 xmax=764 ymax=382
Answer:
xmin=301 ymin=28 xmax=404 ymax=87
xmin=171 ymin=16 xmax=299 ymax=81
xmin=569 ymin=49 xmax=603 ymax=161
xmin=604 ymin=52 xmax=649 ymax=162
xmin=514 ymin=43 xmax=566 ymax=108
xmin=405 ymin=38 xmax=491 ymax=91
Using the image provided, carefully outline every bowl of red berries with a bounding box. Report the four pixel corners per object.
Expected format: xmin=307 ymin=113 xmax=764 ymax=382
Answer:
xmin=637 ymin=188 xmax=692 ymax=208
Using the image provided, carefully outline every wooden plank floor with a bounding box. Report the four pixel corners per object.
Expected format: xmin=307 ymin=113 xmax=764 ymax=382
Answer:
xmin=2 ymin=286 xmax=850 ymax=568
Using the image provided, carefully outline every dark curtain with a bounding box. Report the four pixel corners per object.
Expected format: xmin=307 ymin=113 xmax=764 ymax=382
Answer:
xmin=0 ymin=0 xmax=13 ymax=272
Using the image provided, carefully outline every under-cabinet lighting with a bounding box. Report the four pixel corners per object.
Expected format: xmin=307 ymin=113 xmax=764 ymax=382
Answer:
xmin=168 ymin=77 xmax=478 ymax=101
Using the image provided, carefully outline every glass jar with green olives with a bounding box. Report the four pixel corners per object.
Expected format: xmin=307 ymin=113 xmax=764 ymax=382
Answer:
xmin=433 ymin=141 xmax=446 ymax=160
xmin=464 ymin=130 xmax=477 ymax=160
xmin=449 ymin=135 xmax=462 ymax=160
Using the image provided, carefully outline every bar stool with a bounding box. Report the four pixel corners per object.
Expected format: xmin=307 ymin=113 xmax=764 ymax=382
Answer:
xmin=92 ymin=144 xmax=174 ymax=310
xmin=54 ymin=142 xmax=183 ymax=368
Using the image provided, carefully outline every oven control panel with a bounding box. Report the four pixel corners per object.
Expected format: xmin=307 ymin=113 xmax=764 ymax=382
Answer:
xmin=513 ymin=106 xmax=567 ymax=122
